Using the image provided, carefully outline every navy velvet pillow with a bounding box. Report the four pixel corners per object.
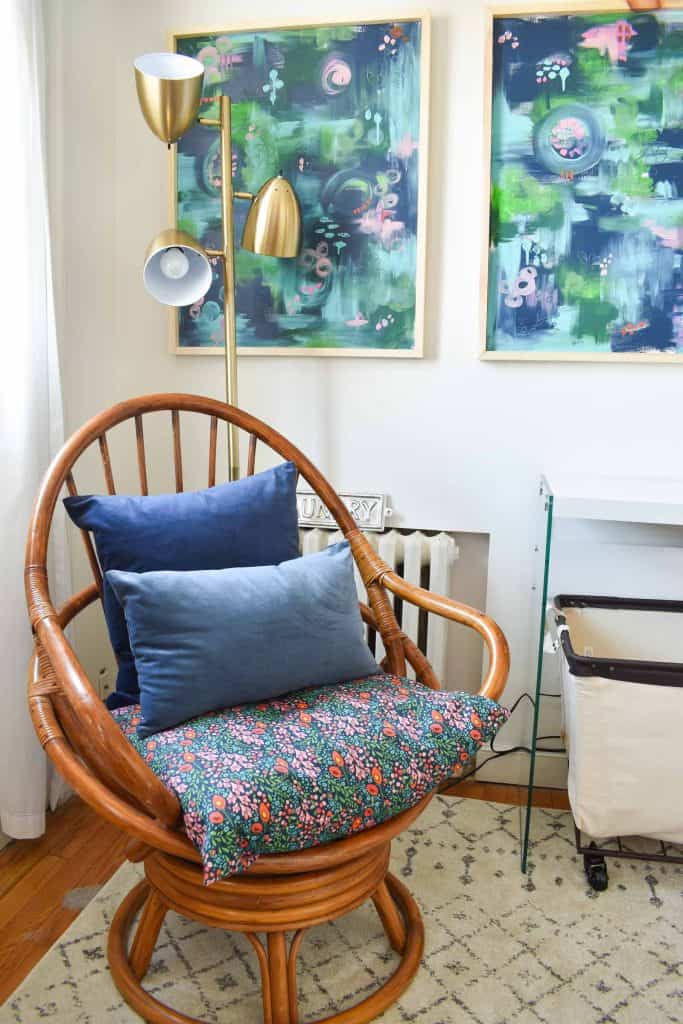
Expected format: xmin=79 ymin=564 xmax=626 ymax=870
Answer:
xmin=64 ymin=463 xmax=299 ymax=708
xmin=107 ymin=541 xmax=380 ymax=737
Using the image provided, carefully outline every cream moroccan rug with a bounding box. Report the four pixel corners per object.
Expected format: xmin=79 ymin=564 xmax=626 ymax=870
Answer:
xmin=2 ymin=797 xmax=682 ymax=1024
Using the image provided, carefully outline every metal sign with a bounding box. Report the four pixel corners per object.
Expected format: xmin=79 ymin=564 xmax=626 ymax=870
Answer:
xmin=296 ymin=490 xmax=390 ymax=532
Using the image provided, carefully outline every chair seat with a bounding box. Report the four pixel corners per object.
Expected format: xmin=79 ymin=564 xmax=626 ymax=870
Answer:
xmin=112 ymin=673 xmax=508 ymax=884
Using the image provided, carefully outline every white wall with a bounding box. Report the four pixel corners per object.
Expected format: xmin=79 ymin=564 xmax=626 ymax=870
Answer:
xmin=44 ymin=0 xmax=683 ymax=779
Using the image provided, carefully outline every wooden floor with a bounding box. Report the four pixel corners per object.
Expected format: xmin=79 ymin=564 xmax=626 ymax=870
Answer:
xmin=0 ymin=783 xmax=569 ymax=1005
xmin=0 ymin=799 xmax=127 ymax=1006
xmin=449 ymin=779 xmax=570 ymax=810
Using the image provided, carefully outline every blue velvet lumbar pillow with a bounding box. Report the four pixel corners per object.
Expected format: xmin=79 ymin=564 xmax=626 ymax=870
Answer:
xmin=64 ymin=463 xmax=299 ymax=708
xmin=107 ymin=541 xmax=380 ymax=737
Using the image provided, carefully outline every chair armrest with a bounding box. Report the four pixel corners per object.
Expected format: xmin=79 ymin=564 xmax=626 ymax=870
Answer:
xmin=381 ymin=571 xmax=510 ymax=703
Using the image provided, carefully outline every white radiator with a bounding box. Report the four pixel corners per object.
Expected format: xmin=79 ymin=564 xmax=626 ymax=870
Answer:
xmin=300 ymin=529 xmax=459 ymax=681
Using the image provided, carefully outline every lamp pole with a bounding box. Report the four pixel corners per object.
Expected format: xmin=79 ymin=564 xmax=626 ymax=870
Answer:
xmin=199 ymin=96 xmax=250 ymax=481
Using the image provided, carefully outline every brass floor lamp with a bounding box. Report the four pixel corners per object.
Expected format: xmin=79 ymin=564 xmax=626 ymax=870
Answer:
xmin=134 ymin=52 xmax=302 ymax=480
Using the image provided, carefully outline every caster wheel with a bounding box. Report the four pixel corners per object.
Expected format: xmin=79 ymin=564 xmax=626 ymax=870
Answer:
xmin=584 ymin=843 xmax=609 ymax=891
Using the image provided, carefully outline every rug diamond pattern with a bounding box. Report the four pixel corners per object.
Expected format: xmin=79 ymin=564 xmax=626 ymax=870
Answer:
xmin=3 ymin=797 xmax=681 ymax=1024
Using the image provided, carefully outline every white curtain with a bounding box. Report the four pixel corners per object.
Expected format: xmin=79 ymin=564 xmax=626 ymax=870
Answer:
xmin=0 ymin=0 xmax=71 ymax=839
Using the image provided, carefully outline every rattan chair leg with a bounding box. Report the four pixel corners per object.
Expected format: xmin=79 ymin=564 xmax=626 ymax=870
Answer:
xmin=130 ymin=890 xmax=168 ymax=980
xmin=267 ymin=932 xmax=291 ymax=1024
xmin=372 ymin=880 xmax=406 ymax=953
xmin=245 ymin=933 xmax=273 ymax=1024
xmin=287 ymin=930 xmax=305 ymax=1024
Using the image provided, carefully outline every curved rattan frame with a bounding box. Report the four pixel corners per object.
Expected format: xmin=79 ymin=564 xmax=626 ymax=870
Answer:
xmin=25 ymin=394 xmax=510 ymax=1024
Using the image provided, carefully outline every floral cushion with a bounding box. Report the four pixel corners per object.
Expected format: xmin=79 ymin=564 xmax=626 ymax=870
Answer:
xmin=112 ymin=674 xmax=508 ymax=885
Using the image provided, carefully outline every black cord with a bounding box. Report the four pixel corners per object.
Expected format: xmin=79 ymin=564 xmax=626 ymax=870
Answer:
xmin=438 ymin=689 xmax=566 ymax=791
xmin=439 ymin=741 xmax=566 ymax=791
xmin=508 ymin=692 xmax=533 ymax=712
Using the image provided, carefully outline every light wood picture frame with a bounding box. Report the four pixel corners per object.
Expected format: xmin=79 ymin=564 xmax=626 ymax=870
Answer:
xmin=481 ymin=2 xmax=683 ymax=363
xmin=168 ymin=13 xmax=431 ymax=358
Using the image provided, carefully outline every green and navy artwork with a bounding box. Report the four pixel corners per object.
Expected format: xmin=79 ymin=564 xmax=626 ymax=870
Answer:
xmin=485 ymin=9 xmax=683 ymax=359
xmin=174 ymin=19 xmax=427 ymax=355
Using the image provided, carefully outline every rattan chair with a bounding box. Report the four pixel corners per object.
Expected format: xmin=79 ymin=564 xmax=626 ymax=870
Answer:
xmin=25 ymin=394 xmax=509 ymax=1024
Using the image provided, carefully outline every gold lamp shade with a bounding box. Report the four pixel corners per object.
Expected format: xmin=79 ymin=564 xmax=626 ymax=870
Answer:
xmin=242 ymin=176 xmax=302 ymax=258
xmin=134 ymin=53 xmax=204 ymax=145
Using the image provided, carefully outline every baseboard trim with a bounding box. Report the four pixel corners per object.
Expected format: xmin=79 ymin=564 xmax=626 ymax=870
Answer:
xmin=474 ymin=747 xmax=569 ymax=789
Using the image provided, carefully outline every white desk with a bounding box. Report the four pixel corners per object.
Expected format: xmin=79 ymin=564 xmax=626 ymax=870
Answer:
xmin=543 ymin=472 xmax=683 ymax=526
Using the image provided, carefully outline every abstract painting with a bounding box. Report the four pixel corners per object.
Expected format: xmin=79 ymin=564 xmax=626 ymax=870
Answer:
xmin=484 ymin=6 xmax=683 ymax=361
xmin=172 ymin=17 xmax=429 ymax=356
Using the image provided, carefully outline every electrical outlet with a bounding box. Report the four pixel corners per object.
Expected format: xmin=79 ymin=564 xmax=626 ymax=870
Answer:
xmin=98 ymin=666 xmax=112 ymax=698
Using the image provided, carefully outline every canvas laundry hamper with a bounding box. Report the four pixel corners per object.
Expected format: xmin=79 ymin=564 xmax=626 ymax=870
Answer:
xmin=553 ymin=595 xmax=683 ymax=845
